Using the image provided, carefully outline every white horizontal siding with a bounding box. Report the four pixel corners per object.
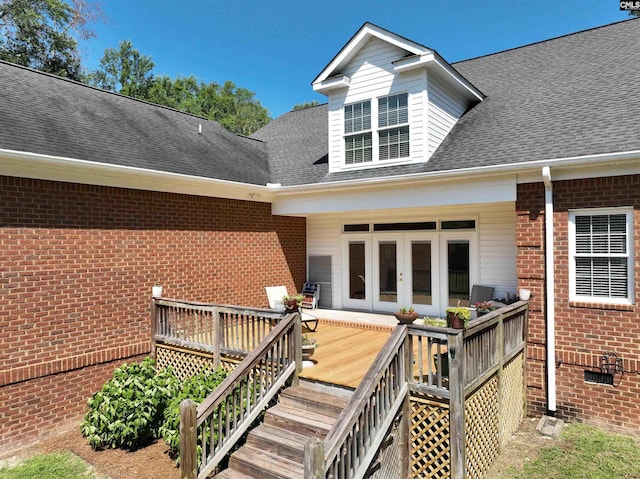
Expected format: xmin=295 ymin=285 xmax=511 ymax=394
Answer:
xmin=327 ymin=37 xmax=427 ymax=172
xmin=307 ymin=202 xmax=517 ymax=310
xmin=427 ymin=73 xmax=468 ymax=156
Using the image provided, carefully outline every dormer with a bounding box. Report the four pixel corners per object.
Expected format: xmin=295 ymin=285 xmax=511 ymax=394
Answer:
xmin=312 ymin=23 xmax=484 ymax=174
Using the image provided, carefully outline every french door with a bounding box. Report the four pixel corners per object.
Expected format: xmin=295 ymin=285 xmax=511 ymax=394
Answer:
xmin=343 ymin=232 xmax=475 ymax=316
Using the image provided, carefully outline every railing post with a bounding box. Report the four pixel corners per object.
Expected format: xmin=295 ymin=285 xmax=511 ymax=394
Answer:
xmin=150 ymin=298 xmax=157 ymax=359
xmin=293 ymin=312 xmax=302 ymax=386
xmin=400 ymin=332 xmax=411 ymax=477
xmin=180 ymin=399 xmax=198 ymax=479
xmin=304 ymin=437 xmax=324 ymax=479
xmin=448 ymin=330 xmax=465 ymax=479
xmin=212 ymin=307 xmax=222 ymax=369
xmin=497 ymin=311 xmax=506 ymax=451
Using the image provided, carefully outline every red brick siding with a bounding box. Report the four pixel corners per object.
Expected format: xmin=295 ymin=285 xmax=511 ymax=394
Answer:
xmin=517 ymin=175 xmax=640 ymax=435
xmin=0 ymin=176 xmax=306 ymax=451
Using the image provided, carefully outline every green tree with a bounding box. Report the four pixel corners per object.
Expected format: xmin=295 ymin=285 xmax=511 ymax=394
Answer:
xmin=0 ymin=0 xmax=100 ymax=80
xmin=146 ymin=76 xmax=270 ymax=135
xmin=86 ymin=40 xmax=155 ymax=98
xmin=292 ymin=100 xmax=320 ymax=110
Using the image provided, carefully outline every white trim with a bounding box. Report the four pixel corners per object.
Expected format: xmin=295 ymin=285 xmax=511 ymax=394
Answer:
xmin=393 ymin=53 xmax=435 ymax=72
xmin=312 ymin=75 xmax=351 ymax=93
xmin=271 ymin=150 xmax=640 ymax=196
xmin=568 ymin=206 xmax=634 ymax=305
xmin=0 ymin=148 xmax=272 ymax=202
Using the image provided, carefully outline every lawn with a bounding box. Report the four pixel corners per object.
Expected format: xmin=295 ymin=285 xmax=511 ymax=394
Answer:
xmin=503 ymin=423 xmax=640 ymax=479
xmin=0 ymin=452 xmax=100 ymax=479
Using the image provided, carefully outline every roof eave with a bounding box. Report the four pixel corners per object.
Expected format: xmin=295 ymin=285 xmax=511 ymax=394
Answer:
xmin=270 ymin=150 xmax=640 ymax=195
xmin=0 ymin=148 xmax=274 ymax=203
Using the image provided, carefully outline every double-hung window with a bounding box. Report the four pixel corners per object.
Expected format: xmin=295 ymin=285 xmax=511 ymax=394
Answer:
xmin=378 ymin=93 xmax=409 ymax=161
xmin=344 ymin=100 xmax=372 ymax=165
xmin=343 ymin=92 xmax=410 ymax=166
xmin=569 ymin=208 xmax=633 ymax=303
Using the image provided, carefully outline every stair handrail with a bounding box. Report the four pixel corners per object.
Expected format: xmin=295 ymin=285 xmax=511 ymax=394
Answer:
xmin=180 ymin=312 xmax=302 ymax=479
xmin=314 ymin=324 xmax=410 ymax=479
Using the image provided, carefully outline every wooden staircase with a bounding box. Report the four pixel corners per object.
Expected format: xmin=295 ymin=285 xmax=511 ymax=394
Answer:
xmin=214 ymin=383 xmax=351 ymax=479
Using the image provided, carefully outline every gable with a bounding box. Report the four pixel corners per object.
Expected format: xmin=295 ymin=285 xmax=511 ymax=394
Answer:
xmin=315 ymin=25 xmax=481 ymax=174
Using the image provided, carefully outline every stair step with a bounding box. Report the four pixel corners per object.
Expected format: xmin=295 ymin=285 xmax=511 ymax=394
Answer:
xmin=265 ymin=404 xmax=335 ymax=437
xmin=214 ymin=468 xmax=255 ymax=479
xmin=228 ymin=445 xmax=303 ymax=479
xmin=279 ymin=385 xmax=349 ymax=418
xmin=246 ymin=424 xmax=309 ymax=462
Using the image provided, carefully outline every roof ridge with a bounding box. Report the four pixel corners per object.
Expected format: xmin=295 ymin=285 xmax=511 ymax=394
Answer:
xmin=453 ymin=18 xmax=638 ymax=66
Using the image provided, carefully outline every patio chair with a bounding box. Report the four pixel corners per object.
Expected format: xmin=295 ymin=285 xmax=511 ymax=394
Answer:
xmin=469 ymin=285 xmax=494 ymax=305
xmin=300 ymin=281 xmax=320 ymax=309
xmin=264 ymin=286 xmax=319 ymax=332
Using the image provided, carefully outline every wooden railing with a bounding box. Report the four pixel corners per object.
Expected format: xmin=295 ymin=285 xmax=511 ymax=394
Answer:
xmin=304 ymin=301 xmax=528 ymax=479
xmin=407 ymin=301 xmax=529 ymax=479
xmin=304 ymin=325 xmax=411 ymax=479
xmin=179 ymin=312 xmax=301 ymax=479
xmin=160 ymin=299 xmax=527 ymax=479
xmin=151 ymin=298 xmax=284 ymax=365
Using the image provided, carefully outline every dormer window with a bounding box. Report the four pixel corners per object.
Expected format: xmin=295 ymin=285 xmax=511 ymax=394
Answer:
xmin=344 ymin=100 xmax=372 ymax=164
xmin=344 ymin=93 xmax=410 ymax=166
xmin=378 ymin=93 xmax=409 ymax=160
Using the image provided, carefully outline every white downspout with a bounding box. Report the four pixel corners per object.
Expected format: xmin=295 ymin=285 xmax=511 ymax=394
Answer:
xmin=542 ymin=166 xmax=556 ymax=414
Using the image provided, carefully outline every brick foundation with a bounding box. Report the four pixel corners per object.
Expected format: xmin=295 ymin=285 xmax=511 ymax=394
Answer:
xmin=0 ymin=176 xmax=306 ymax=452
xmin=517 ymin=175 xmax=640 ymax=435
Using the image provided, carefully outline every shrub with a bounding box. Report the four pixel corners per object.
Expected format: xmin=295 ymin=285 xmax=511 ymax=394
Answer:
xmin=160 ymin=368 xmax=228 ymax=461
xmin=80 ymin=357 xmax=178 ymax=450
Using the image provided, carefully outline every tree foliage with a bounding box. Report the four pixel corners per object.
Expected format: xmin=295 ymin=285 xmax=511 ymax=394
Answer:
xmin=0 ymin=0 xmax=100 ymax=80
xmin=86 ymin=40 xmax=155 ymax=98
xmin=88 ymin=42 xmax=271 ymax=135
xmin=292 ymin=100 xmax=320 ymax=111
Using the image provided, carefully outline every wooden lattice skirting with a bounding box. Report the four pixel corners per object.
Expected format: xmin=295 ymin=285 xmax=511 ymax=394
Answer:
xmin=410 ymin=394 xmax=450 ymax=479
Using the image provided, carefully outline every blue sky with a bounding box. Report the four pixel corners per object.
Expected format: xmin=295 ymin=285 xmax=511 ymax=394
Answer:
xmin=79 ymin=0 xmax=630 ymax=118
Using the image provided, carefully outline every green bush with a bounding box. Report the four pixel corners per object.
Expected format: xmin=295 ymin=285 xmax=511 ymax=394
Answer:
xmin=80 ymin=357 xmax=178 ymax=450
xmin=160 ymin=368 xmax=228 ymax=460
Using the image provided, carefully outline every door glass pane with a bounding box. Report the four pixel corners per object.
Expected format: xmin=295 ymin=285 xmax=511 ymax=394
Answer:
xmin=349 ymin=242 xmax=366 ymax=299
xmin=448 ymin=241 xmax=470 ymax=307
xmin=412 ymin=241 xmax=431 ymax=305
xmin=378 ymin=242 xmax=397 ymax=303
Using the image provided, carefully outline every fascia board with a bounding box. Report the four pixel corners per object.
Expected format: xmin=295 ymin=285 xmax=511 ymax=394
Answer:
xmin=432 ymin=56 xmax=485 ymax=101
xmin=0 ymin=148 xmax=273 ymax=202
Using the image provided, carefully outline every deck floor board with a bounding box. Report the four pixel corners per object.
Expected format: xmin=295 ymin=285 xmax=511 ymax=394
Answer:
xmin=299 ymin=322 xmax=392 ymax=388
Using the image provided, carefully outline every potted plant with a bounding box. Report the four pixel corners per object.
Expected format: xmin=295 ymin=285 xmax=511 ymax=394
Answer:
xmin=446 ymin=307 xmax=471 ymax=329
xmin=152 ymin=284 xmax=163 ymax=297
xmin=282 ymin=294 xmax=304 ymax=313
xmin=302 ymin=335 xmax=318 ymax=360
xmin=474 ymin=301 xmax=497 ymax=317
xmin=394 ymin=306 xmax=419 ymax=324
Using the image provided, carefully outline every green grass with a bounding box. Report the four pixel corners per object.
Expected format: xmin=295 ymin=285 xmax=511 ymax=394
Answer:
xmin=506 ymin=423 xmax=640 ymax=479
xmin=0 ymin=452 xmax=97 ymax=479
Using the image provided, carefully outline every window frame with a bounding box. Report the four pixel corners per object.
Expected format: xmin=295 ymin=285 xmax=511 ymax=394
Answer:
xmin=568 ymin=207 xmax=634 ymax=305
xmin=342 ymin=92 xmax=410 ymax=167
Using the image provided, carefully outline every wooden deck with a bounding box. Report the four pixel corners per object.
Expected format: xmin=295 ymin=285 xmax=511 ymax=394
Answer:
xmin=299 ymin=320 xmax=393 ymax=388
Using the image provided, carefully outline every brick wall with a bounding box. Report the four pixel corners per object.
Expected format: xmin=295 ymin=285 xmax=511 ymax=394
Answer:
xmin=0 ymin=176 xmax=306 ymax=452
xmin=516 ymin=175 xmax=640 ymax=436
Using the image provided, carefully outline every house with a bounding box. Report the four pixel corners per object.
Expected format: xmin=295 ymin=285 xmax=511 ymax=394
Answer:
xmin=1 ymin=19 xmax=639 ymax=452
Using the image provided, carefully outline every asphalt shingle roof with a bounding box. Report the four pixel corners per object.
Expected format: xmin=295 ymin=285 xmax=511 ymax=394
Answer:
xmin=1 ymin=20 xmax=638 ymax=189
xmin=0 ymin=62 xmax=271 ymax=186
xmin=254 ymin=19 xmax=640 ymax=186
